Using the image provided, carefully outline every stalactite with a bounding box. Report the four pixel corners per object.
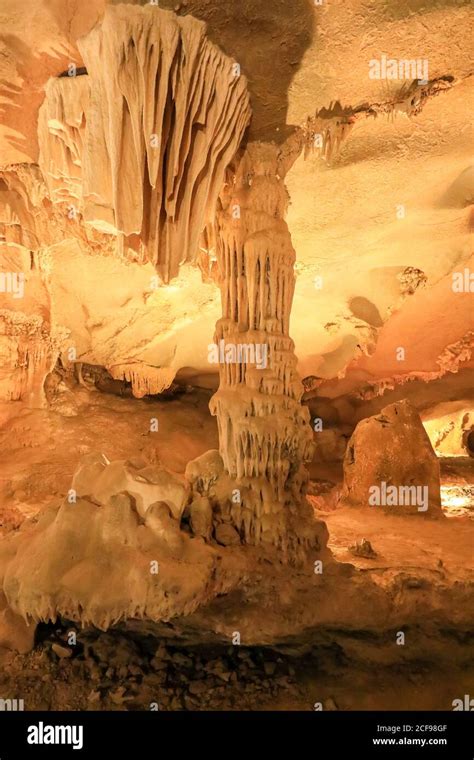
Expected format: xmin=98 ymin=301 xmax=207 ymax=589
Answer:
xmin=108 ymin=363 xmax=177 ymax=399
xmin=0 ymin=6 xmax=251 ymax=407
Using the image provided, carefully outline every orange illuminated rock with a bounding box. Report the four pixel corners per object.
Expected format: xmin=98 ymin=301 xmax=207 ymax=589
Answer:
xmin=341 ymin=400 xmax=443 ymax=517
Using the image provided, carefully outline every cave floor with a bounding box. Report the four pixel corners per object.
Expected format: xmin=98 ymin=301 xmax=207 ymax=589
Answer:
xmin=0 ymin=388 xmax=473 ymax=711
xmin=0 ymin=627 xmax=472 ymax=712
xmin=318 ymin=504 xmax=474 ymax=579
xmin=1 ymin=386 xmax=473 ymax=596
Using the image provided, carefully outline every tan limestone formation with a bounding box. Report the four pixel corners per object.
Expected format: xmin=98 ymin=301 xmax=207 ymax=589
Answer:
xmin=38 ymin=5 xmax=252 ymax=282
xmin=206 ymin=142 xmax=321 ymax=559
xmin=34 ymin=7 xmax=320 ymax=560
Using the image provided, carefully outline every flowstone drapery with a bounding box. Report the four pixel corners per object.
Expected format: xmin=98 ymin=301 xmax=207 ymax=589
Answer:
xmin=38 ymin=5 xmax=251 ymax=283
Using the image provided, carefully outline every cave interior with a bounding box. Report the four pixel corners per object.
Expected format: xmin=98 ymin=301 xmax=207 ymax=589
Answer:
xmin=0 ymin=0 xmax=473 ymax=713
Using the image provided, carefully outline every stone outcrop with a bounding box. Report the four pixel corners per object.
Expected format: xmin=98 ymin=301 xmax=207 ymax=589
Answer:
xmin=0 ymin=453 xmax=234 ymax=630
xmin=341 ymin=400 xmax=442 ymax=517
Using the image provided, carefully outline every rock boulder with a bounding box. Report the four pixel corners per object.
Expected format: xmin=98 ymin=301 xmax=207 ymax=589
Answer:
xmin=341 ymin=401 xmax=442 ymax=517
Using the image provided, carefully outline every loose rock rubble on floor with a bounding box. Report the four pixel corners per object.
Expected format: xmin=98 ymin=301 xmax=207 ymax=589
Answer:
xmin=0 ymin=624 xmax=307 ymax=711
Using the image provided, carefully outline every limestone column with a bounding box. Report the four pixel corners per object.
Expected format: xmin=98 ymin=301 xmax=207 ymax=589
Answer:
xmin=209 ymin=142 xmax=320 ymax=560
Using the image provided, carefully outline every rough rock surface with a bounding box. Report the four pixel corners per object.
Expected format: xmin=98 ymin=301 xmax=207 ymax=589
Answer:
xmin=72 ymin=453 xmax=190 ymax=521
xmin=341 ymin=400 xmax=442 ymax=516
xmin=423 ymin=401 xmax=474 ymax=458
xmin=0 ymin=452 xmax=236 ymax=629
